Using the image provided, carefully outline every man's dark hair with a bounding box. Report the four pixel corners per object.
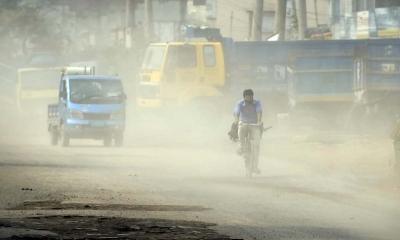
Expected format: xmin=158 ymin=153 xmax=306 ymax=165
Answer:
xmin=243 ymin=89 xmax=254 ymax=97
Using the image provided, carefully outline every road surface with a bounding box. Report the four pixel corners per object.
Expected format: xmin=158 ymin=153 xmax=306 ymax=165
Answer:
xmin=0 ymin=111 xmax=400 ymax=239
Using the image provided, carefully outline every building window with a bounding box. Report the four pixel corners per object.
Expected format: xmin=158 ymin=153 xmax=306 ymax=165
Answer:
xmin=376 ymin=0 xmax=400 ymax=7
xmin=262 ymin=11 xmax=275 ymax=34
xmin=355 ymin=0 xmax=375 ymax=11
xmin=193 ymin=0 xmax=206 ymax=6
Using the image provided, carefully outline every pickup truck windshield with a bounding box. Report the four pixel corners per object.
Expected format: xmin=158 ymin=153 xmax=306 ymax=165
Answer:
xmin=142 ymin=46 xmax=165 ymax=70
xmin=69 ymin=79 xmax=124 ymax=104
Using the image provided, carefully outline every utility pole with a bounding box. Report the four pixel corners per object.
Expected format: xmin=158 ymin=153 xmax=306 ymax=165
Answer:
xmin=314 ymin=0 xmax=319 ymax=26
xmin=179 ymin=0 xmax=187 ymax=39
xmin=274 ymin=0 xmax=287 ymax=40
xmin=179 ymin=0 xmax=187 ymax=27
xmin=230 ymin=11 xmax=234 ymax=38
xmin=252 ymin=0 xmax=264 ymax=41
xmin=295 ymin=0 xmax=307 ymax=40
xmin=124 ymin=0 xmax=131 ymax=48
xmin=144 ymin=0 xmax=154 ymax=42
xmin=125 ymin=0 xmax=130 ymax=30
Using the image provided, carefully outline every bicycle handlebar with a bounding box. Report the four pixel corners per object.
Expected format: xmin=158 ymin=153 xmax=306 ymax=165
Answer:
xmin=239 ymin=122 xmax=272 ymax=131
xmin=240 ymin=123 xmax=261 ymax=126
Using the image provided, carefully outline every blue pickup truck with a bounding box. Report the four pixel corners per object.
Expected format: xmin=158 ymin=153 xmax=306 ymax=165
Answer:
xmin=48 ymin=74 xmax=126 ymax=147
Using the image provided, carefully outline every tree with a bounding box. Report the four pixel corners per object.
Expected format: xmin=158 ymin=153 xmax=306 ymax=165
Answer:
xmin=0 ymin=0 xmax=84 ymax=64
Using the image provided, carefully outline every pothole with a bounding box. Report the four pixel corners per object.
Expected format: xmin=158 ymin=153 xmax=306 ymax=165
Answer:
xmin=0 ymin=215 xmax=236 ymax=239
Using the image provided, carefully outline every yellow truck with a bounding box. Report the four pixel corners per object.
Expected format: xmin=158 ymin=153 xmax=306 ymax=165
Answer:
xmin=136 ymin=41 xmax=226 ymax=108
xmin=16 ymin=67 xmax=63 ymax=114
xmin=16 ymin=66 xmax=94 ymax=114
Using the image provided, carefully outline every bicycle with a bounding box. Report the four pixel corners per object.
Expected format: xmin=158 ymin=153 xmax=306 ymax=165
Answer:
xmin=240 ymin=123 xmax=271 ymax=178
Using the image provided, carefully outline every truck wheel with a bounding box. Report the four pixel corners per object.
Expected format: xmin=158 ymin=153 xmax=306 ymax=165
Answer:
xmin=50 ymin=130 xmax=58 ymax=146
xmin=114 ymin=133 xmax=124 ymax=147
xmin=103 ymin=136 xmax=112 ymax=147
xmin=62 ymin=135 xmax=70 ymax=147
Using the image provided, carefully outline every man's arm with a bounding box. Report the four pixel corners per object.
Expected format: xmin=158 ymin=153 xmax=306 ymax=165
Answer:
xmin=257 ymin=112 xmax=262 ymax=125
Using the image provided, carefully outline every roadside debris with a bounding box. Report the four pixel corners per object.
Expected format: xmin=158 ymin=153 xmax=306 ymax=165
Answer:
xmin=11 ymin=200 xmax=211 ymax=212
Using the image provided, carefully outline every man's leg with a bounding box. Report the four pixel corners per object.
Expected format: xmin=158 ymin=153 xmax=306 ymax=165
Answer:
xmin=238 ymin=124 xmax=248 ymax=155
xmin=251 ymin=126 xmax=262 ymax=173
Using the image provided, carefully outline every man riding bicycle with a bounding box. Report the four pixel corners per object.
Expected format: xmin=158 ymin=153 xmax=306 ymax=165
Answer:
xmin=233 ymin=89 xmax=263 ymax=174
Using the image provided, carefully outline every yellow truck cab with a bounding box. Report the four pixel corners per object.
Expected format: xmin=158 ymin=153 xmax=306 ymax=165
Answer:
xmin=16 ymin=66 xmax=94 ymax=113
xmin=137 ymin=41 xmax=225 ymax=108
xmin=16 ymin=67 xmax=63 ymax=113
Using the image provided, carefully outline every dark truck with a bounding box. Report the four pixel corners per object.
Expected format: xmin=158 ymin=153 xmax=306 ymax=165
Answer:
xmin=232 ymin=39 xmax=400 ymax=130
xmin=48 ymin=75 xmax=126 ymax=147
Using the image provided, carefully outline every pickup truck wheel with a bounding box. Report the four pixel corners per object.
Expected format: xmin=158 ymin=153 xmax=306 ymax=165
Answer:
xmin=50 ymin=130 xmax=58 ymax=146
xmin=103 ymin=136 xmax=112 ymax=147
xmin=61 ymin=125 xmax=70 ymax=147
xmin=114 ymin=133 xmax=123 ymax=147
xmin=62 ymin=135 xmax=70 ymax=147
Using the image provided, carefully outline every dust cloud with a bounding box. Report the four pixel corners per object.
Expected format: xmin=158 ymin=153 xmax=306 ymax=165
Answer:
xmin=1 ymin=84 xmax=399 ymax=239
xmin=0 ymin=2 xmax=399 ymax=240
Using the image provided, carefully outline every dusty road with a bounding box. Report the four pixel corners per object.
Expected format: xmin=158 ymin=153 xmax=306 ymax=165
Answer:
xmin=1 ymin=112 xmax=400 ymax=239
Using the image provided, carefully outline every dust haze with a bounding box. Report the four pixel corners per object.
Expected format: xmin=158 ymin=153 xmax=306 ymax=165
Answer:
xmin=0 ymin=1 xmax=400 ymax=240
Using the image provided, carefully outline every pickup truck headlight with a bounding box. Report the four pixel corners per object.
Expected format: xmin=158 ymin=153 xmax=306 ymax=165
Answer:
xmin=70 ymin=109 xmax=84 ymax=119
xmin=111 ymin=110 xmax=125 ymax=120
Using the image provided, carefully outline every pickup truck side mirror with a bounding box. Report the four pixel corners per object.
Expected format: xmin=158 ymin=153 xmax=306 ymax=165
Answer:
xmin=60 ymin=91 xmax=67 ymax=102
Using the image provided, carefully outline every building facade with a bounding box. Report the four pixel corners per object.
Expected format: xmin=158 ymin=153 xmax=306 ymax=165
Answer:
xmin=330 ymin=0 xmax=400 ymax=39
xmin=186 ymin=0 xmax=330 ymax=40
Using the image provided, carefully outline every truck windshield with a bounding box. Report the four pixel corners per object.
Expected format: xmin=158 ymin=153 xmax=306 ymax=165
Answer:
xmin=19 ymin=69 xmax=60 ymax=90
xmin=142 ymin=46 xmax=165 ymax=70
xmin=69 ymin=79 xmax=124 ymax=104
